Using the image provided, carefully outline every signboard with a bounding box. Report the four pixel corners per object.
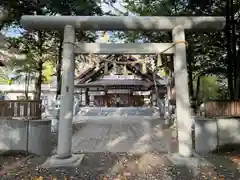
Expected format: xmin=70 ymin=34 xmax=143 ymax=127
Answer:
xmin=108 ymin=89 xmax=130 ymax=94
xmin=101 ymin=75 xmax=141 ymax=80
xmin=89 ymin=91 xmax=105 ymax=95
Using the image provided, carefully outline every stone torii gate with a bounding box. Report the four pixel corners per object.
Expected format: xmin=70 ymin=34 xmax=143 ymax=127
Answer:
xmin=21 ymin=16 xmax=226 ymax=167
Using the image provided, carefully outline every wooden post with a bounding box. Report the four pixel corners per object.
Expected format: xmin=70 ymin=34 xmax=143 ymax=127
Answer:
xmin=104 ymin=88 xmax=108 ymax=107
xmin=85 ymin=88 xmax=89 ymax=105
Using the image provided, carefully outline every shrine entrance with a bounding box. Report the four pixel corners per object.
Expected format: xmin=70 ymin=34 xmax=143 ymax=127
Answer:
xmin=74 ymin=55 xmax=167 ymax=108
xmin=21 ymin=15 xmax=226 ymax=167
xmin=95 ymin=94 xmax=144 ymax=107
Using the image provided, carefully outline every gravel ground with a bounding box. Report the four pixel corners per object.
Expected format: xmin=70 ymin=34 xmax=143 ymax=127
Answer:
xmin=1 ymin=124 xmax=239 ymax=179
xmin=0 ymin=152 xmax=31 ymax=176
xmin=215 ymin=144 xmax=240 ymax=167
xmin=1 ymin=152 xmax=173 ymax=179
xmin=0 ymin=152 xmax=220 ymax=180
xmin=0 ymin=132 xmax=58 ymax=178
xmin=0 ymin=143 xmax=220 ymax=179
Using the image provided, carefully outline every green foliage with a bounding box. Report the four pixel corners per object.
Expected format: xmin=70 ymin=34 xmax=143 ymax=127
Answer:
xmin=42 ymin=61 xmax=54 ymax=83
xmin=7 ymin=34 xmax=56 ymax=74
xmin=1 ymin=0 xmax=238 ymax=100
xmin=194 ymin=76 xmax=222 ymax=101
xmin=0 ymin=67 xmax=9 ymax=84
xmin=0 ymin=0 xmax=103 ymax=99
xmin=120 ymin=0 xmax=240 ymax=99
xmin=0 ymin=0 xmax=102 ymax=29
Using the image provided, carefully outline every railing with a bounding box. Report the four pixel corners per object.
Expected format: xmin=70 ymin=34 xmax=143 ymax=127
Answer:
xmin=204 ymin=100 xmax=240 ymax=117
xmin=0 ymin=100 xmax=42 ymax=119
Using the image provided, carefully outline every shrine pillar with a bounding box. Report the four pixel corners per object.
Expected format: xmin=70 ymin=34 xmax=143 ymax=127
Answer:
xmin=85 ymin=88 xmax=89 ymax=105
xmin=172 ymin=26 xmax=193 ymax=158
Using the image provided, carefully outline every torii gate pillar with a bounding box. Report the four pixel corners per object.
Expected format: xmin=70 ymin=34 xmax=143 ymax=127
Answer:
xmin=172 ymin=26 xmax=193 ymax=157
xmin=43 ymin=25 xmax=84 ymax=167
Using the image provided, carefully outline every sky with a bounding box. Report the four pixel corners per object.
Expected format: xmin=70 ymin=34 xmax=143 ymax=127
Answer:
xmin=95 ymin=0 xmax=127 ymax=43
xmin=2 ymin=0 xmax=127 ymax=42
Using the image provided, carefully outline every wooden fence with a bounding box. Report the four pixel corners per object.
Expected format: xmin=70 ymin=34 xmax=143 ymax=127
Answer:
xmin=0 ymin=100 xmax=42 ymax=119
xmin=204 ymin=100 xmax=240 ymax=117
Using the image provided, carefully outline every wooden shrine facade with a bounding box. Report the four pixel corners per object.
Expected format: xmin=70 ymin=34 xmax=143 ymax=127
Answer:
xmin=75 ymin=56 xmax=167 ymax=107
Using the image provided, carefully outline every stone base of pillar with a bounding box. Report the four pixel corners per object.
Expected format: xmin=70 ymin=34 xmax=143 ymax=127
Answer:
xmin=41 ymin=154 xmax=84 ymax=168
xmin=165 ymin=153 xmax=200 ymax=176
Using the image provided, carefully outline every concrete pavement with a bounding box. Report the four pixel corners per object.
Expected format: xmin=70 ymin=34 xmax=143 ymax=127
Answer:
xmin=53 ymin=117 xmax=170 ymax=153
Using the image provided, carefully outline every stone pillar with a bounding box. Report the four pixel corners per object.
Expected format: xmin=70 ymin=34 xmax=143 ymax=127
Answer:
xmin=43 ymin=25 xmax=84 ymax=168
xmin=172 ymin=26 xmax=193 ymax=157
xmin=56 ymin=25 xmax=75 ymax=158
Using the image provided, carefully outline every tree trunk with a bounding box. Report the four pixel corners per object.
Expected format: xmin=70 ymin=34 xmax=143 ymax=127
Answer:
xmin=24 ymin=72 xmax=30 ymax=100
xmin=229 ymin=0 xmax=239 ymax=98
xmin=56 ymin=32 xmax=63 ymax=99
xmin=226 ymin=0 xmax=234 ymax=99
xmin=34 ymin=60 xmax=43 ymax=100
xmin=187 ymin=51 xmax=194 ymax=99
xmin=235 ymin=48 xmax=240 ymax=97
xmin=34 ymin=30 xmax=44 ymax=100
xmin=195 ymin=76 xmax=201 ymax=104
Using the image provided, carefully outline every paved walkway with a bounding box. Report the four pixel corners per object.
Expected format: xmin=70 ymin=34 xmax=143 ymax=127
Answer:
xmin=69 ymin=122 xmax=169 ymax=153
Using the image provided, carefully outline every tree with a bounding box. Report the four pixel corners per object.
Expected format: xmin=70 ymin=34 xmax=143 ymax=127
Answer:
xmin=6 ymin=31 xmax=57 ymax=99
xmin=0 ymin=32 xmax=26 ymax=85
xmin=188 ymin=0 xmax=240 ymax=98
xmin=120 ymin=0 xmax=239 ymax=100
xmin=0 ymin=0 xmax=103 ymax=100
xmin=42 ymin=61 xmax=54 ymax=84
xmin=194 ymin=75 xmax=223 ymax=103
xmin=0 ymin=66 xmax=10 ymax=84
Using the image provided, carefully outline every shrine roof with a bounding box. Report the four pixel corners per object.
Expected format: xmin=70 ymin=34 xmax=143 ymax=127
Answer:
xmin=75 ymin=79 xmax=154 ymax=88
xmin=74 ymin=55 xmax=168 ymax=86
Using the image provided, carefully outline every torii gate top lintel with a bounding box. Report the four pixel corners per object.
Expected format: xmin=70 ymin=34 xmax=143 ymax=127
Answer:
xmin=20 ymin=15 xmax=226 ymax=31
